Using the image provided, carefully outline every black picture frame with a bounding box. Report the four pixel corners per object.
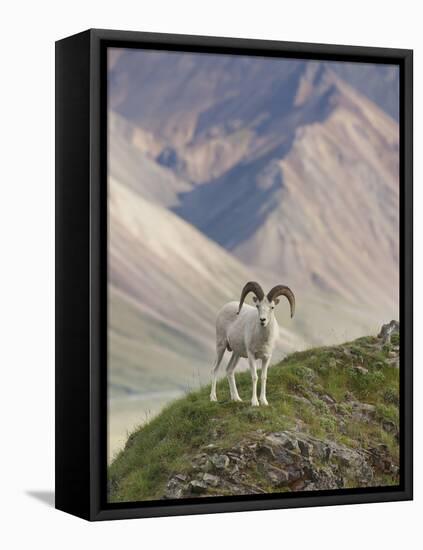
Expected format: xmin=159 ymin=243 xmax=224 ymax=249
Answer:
xmin=55 ymin=28 xmax=413 ymax=521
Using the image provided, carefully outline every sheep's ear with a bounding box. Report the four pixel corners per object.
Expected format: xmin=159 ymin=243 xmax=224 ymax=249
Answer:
xmin=252 ymin=296 xmax=258 ymax=303
xmin=274 ymin=298 xmax=280 ymax=306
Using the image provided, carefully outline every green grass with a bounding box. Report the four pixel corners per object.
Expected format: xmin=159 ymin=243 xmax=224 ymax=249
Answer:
xmin=108 ymin=334 xmax=399 ymax=502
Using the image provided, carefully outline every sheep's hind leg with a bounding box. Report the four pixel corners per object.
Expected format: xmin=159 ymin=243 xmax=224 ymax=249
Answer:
xmin=210 ymin=343 xmax=226 ymax=402
xmin=248 ymin=352 xmax=259 ymax=407
xmin=260 ymin=357 xmax=271 ymax=406
xmin=226 ymin=353 xmax=242 ymax=402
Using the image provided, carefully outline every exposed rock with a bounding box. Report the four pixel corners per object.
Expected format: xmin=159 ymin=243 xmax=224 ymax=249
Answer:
xmin=378 ymin=320 xmax=399 ymax=344
xmin=320 ymin=394 xmax=336 ymax=405
xmin=210 ymin=454 xmax=230 ymax=470
xmin=349 ymin=401 xmax=375 ymax=423
xmin=202 ymin=473 xmax=220 ymax=487
xmin=297 ymin=438 xmax=313 ymax=458
xmin=174 ymin=473 xmax=188 ymax=482
xmin=162 ymin=426 xmax=396 ymax=499
xmin=191 ymin=453 xmax=211 ymax=471
xmin=265 ymin=432 xmax=298 ymax=451
xmin=263 ymin=464 xmax=289 ymax=487
xmin=189 ymin=480 xmax=208 ymax=494
xmin=164 ymin=477 xmax=185 ymax=499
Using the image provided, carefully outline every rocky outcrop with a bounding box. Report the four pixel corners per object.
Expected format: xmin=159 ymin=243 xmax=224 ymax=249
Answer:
xmin=164 ymin=428 xmax=398 ymax=499
xmin=378 ymin=320 xmax=400 ymax=345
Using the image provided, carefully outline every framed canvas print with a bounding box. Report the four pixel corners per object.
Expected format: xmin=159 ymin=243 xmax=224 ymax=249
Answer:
xmin=55 ymin=29 xmax=413 ymax=521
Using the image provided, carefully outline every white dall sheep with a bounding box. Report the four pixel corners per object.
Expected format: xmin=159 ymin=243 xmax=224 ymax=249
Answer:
xmin=210 ymin=281 xmax=295 ymax=406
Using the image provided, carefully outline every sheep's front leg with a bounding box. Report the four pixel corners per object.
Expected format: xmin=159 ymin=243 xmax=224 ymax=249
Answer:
xmin=260 ymin=356 xmax=271 ymax=406
xmin=226 ymin=353 xmax=242 ymax=402
xmin=247 ymin=352 xmax=259 ymax=407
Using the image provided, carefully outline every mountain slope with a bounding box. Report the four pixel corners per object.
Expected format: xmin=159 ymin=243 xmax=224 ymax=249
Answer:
xmin=109 ymin=50 xmax=398 ymax=145
xmin=108 ymin=331 xmax=400 ymax=502
xmin=233 ymin=79 xmax=399 ymax=310
xmin=109 ymin=110 xmax=193 ymax=208
xmin=109 ymin=53 xmax=399 ymax=328
xmin=327 ymin=61 xmax=399 ymax=121
xmin=109 ymin=55 xmax=336 ymax=183
xmin=172 ymin=72 xmax=399 ymax=328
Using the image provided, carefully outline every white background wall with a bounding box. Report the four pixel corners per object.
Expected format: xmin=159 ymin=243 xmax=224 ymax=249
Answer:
xmin=0 ymin=1 xmax=420 ymax=547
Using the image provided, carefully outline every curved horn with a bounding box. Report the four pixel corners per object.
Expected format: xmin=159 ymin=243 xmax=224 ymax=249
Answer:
xmin=267 ymin=285 xmax=295 ymax=318
xmin=237 ymin=281 xmax=265 ymax=314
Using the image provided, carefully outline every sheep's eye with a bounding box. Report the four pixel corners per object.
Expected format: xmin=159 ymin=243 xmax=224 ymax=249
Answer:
xmin=271 ymin=306 xmax=275 ymax=310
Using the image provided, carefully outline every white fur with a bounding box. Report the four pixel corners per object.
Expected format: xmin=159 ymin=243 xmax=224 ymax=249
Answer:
xmin=210 ymin=298 xmax=279 ymax=406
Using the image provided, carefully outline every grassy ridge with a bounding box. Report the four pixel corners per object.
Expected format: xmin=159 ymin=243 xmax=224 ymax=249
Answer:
xmin=108 ymin=334 xmax=399 ymax=503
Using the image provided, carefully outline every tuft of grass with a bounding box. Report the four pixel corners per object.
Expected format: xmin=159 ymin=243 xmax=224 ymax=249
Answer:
xmin=108 ymin=334 xmax=399 ymax=503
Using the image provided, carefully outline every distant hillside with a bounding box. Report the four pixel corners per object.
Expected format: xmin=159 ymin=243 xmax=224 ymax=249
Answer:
xmin=173 ymin=68 xmax=398 ymax=314
xmin=109 ymin=111 xmax=193 ymax=208
xmin=108 ymin=330 xmax=400 ymax=502
xmin=109 ymin=54 xmax=399 ymax=332
xmin=109 ymin=51 xmax=398 ymax=148
xmin=328 ymin=61 xmax=399 ymax=121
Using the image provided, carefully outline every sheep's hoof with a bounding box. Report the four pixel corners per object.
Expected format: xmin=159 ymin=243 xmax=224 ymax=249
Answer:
xmin=210 ymin=394 xmax=217 ymax=402
xmin=251 ymin=399 xmax=260 ymax=407
xmin=232 ymin=396 xmax=243 ymax=402
xmin=260 ymin=398 xmax=269 ymax=406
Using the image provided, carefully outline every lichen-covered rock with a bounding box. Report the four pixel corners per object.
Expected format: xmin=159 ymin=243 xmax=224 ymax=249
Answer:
xmin=202 ymin=473 xmax=220 ymax=487
xmin=162 ymin=426 xmax=397 ymax=499
xmin=378 ymin=320 xmax=399 ymax=344
xmin=210 ymin=454 xmax=230 ymax=470
xmin=263 ymin=464 xmax=290 ymax=487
